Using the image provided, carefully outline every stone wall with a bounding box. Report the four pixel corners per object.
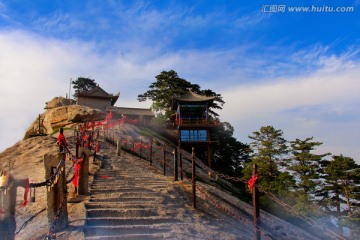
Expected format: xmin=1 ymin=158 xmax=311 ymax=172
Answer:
xmin=77 ymin=97 xmax=111 ymax=111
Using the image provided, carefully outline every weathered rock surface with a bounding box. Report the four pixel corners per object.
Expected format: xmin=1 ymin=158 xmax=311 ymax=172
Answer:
xmin=45 ymin=96 xmax=76 ymax=109
xmin=24 ymin=103 xmax=106 ymax=139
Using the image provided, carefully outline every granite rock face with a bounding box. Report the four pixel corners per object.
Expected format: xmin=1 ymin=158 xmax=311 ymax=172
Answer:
xmin=45 ymin=96 xmax=76 ymax=109
xmin=24 ymin=99 xmax=106 ymax=139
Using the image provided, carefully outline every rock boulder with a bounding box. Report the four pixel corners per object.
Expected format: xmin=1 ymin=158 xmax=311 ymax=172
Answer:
xmin=45 ymin=96 xmax=76 ymax=109
xmin=24 ymin=104 xmax=106 ymax=139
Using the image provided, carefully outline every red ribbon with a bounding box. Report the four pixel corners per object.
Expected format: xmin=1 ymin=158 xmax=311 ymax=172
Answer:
xmin=248 ymin=175 xmax=258 ymax=193
xmin=73 ymin=162 xmax=81 ymax=188
xmin=99 ymin=175 xmax=112 ymax=179
xmin=19 ymin=178 xmax=30 ymax=207
xmin=95 ymin=142 xmax=99 ymax=153
xmin=135 ymin=143 xmax=143 ymax=150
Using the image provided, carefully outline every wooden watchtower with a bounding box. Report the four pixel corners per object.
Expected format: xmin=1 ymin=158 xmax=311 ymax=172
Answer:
xmin=173 ymin=90 xmax=219 ymax=168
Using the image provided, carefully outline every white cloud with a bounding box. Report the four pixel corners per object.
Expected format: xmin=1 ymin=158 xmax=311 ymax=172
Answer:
xmin=0 ymin=30 xmax=152 ymax=151
xmin=221 ymin=54 xmax=360 ymax=161
xmin=235 ymin=11 xmax=270 ymax=30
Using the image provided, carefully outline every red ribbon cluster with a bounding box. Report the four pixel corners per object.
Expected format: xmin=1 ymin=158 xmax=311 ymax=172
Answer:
xmin=78 ymin=112 xmax=139 ymax=132
xmin=135 ymin=142 xmax=143 ymax=150
xmin=103 ymin=116 xmax=139 ymax=129
xmin=79 ymin=111 xmax=113 ymax=131
xmin=130 ymin=142 xmax=149 ymax=151
xmin=247 ymin=175 xmax=258 ymax=193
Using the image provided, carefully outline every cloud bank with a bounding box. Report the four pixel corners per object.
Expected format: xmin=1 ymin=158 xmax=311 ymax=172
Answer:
xmin=0 ymin=29 xmax=359 ymax=163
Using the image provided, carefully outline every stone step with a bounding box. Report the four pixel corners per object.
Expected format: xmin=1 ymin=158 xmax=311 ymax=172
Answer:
xmin=86 ymin=209 xmax=160 ymax=218
xmin=89 ymin=187 xmax=156 ymax=192
xmin=90 ymin=190 xmax=163 ymax=197
xmin=91 ymin=183 xmax=167 ymax=188
xmin=90 ymin=186 xmax=168 ymax=192
xmin=85 ymin=233 xmax=169 ymax=240
xmin=85 ymin=202 xmax=158 ymax=209
xmin=89 ymin=196 xmax=164 ymax=203
xmin=93 ymin=175 xmax=163 ymax=178
xmin=85 ymin=217 xmax=181 ymax=227
xmin=92 ymin=179 xmax=167 ymax=184
xmin=84 ymin=225 xmax=171 ymax=236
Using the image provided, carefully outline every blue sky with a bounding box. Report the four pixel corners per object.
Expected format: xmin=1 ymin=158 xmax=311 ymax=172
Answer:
xmin=0 ymin=0 xmax=359 ymax=162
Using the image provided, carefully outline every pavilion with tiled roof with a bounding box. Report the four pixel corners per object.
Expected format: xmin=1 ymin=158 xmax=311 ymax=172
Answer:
xmin=173 ymin=90 xmax=219 ymax=169
xmin=77 ymin=86 xmax=120 ymax=111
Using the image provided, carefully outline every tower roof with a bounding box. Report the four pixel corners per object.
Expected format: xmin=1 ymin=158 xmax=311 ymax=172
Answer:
xmin=173 ymin=90 xmax=216 ymax=103
xmin=78 ymin=86 xmax=120 ymax=106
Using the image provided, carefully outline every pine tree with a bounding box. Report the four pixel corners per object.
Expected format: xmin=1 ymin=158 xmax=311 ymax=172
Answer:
xmin=324 ymin=155 xmax=360 ymax=217
xmin=72 ymin=77 xmax=97 ymax=97
xmin=137 ymin=70 xmax=224 ymax=119
xmin=247 ymin=126 xmax=292 ymax=195
xmin=288 ymin=137 xmax=330 ymax=215
xmin=289 ymin=137 xmax=330 ymax=197
xmin=212 ymin=122 xmax=251 ymax=176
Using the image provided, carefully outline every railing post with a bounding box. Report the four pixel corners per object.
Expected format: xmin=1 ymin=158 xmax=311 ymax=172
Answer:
xmin=0 ymin=171 xmax=16 ymax=240
xmin=44 ymin=153 xmax=68 ymax=230
xmin=207 ymin=144 xmax=212 ymax=176
xmin=149 ymin=139 xmax=153 ymax=166
xmin=76 ymin=132 xmax=79 ymax=158
xmin=132 ymin=142 xmax=135 ymax=156
xmin=192 ymin=147 xmax=196 ymax=209
xmin=139 ymin=139 xmax=142 ymax=160
xmin=179 ymin=146 xmax=183 ymax=181
xmin=253 ymin=163 xmax=260 ymax=240
xmin=163 ymin=144 xmax=166 ymax=176
xmin=118 ymin=136 xmax=121 ymax=156
xmin=174 ymin=148 xmax=178 ymax=181
xmin=116 ymin=140 xmax=120 ymax=156
xmin=77 ymin=149 xmax=90 ymax=195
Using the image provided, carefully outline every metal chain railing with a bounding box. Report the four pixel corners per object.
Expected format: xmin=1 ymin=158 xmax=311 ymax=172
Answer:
xmin=65 ymin=163 xmax=75 ymax=185
xmin=179 ymin=166 xmax=270 ymax=239
xmin=29 ymin=157 xmax=65 ymax=190
xmin=196 ymin=182 xmax=271 ymax=240
xmin=44 ymin=187 xmax=68 ymax=240
xmin=181 ymin=147 xmax=346 ymax=240
xmin=257 ymin=186 xmax=347 ymax=240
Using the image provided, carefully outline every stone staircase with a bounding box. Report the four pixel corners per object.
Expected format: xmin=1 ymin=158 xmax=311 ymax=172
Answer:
xmin=83 ymin=147 xmax=239 ymax=239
